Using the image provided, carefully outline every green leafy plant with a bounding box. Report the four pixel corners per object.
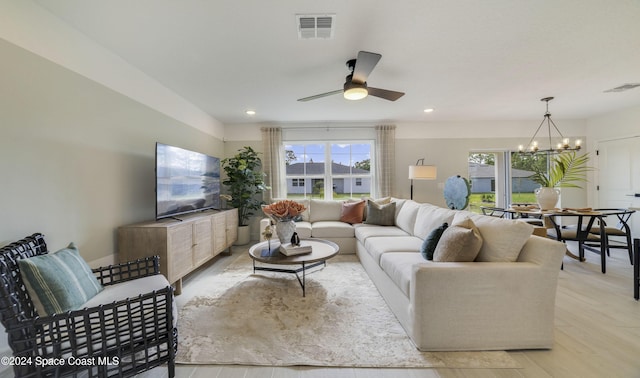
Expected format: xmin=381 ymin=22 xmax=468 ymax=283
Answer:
xmin=528 ymin=151 xmax=591 ymax=188
xmin=222 ymin=146 xmax=269 ymax=226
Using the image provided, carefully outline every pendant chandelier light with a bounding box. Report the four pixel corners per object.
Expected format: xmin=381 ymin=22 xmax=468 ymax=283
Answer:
xmin=518 ymin=97 xmax=581 ymax=154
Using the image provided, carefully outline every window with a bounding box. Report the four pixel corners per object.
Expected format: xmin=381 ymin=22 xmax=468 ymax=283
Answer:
xmin=468 ymin=151 xmax=549 ymax=213
xmin=284 ymin=141 xmax=373 ymax=199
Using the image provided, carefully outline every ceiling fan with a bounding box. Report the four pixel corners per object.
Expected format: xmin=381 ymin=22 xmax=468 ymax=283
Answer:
xmin=297 ymin=51 xmax=405 ymax=102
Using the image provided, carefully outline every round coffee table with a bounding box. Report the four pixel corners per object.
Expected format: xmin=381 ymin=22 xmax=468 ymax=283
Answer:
xmin=248 ymin=239 xmax=339 ymax=296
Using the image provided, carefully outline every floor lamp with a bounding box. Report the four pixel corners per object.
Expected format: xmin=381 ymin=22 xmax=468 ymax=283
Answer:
xmin=409 ymin=158 xmax=437 ymax=200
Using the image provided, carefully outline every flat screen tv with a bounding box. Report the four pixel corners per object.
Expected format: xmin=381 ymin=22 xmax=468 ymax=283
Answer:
xmin=155 ymin=143 xmax=221 ymax=220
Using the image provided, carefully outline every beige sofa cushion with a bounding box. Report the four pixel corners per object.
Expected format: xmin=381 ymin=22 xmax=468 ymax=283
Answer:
xmin=433 ymin=217 xmax=483 ymax=262
xmin=293 ymin=221 xmax=312 ymax=239
xmin=457 ymin=212 xmax=533 ymax=262
xmin=310 ymin=199 xmax=343 ymax=222
xmin=311 ymin=221 xmax=355 ymax=238
xmin=379 ymin=252 xmax=426 ymax=298
xmin=395 ymin=200 xmax=421 ymax=235
xmin=363 ymin=236 xmax=423 ymax=264
xmin=354 ymin=224 xmax=410 ymax=244
xmin=413 ymin=205 xmax=457 ymax=239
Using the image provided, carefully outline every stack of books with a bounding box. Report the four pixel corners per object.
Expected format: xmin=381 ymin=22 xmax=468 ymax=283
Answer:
xmin=279 ymin=243 xmax=312 ymax=256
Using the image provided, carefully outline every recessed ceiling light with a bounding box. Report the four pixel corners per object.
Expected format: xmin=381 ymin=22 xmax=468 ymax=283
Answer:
xmin=423 ymin=108 xmax=434 ymax=113
xmin=245 ymin=110 xmax=256 ymax=116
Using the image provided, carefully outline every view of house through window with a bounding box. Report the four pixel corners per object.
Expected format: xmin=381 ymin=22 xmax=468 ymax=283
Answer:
xmin=467 ymin=151 xmax=548 ymax=213
xmin=285 ymin=141 xmax=373 ymax=200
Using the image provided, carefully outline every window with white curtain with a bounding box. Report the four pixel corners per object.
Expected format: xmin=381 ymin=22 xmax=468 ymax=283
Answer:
xmin=284 ymin=141 xmax=374 ymax=200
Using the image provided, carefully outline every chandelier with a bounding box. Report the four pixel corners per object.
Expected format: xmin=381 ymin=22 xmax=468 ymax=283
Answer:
xmin=518 ymin=97 xmax=581 ymax=154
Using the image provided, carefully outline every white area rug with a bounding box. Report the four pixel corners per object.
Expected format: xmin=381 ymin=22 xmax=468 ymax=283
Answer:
xmin=176 ymin=253 xmax=519 ymax=368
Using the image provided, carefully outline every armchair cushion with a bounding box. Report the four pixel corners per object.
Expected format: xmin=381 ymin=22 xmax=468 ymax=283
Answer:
xmin=18 ymin=242 xmax=103 ymax=316
xmin=82 ymin=274 xmax=178 ymax=328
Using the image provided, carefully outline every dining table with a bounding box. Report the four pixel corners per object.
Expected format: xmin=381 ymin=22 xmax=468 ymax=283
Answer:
xmin=505 ymin=206 xmax=628 ymax=274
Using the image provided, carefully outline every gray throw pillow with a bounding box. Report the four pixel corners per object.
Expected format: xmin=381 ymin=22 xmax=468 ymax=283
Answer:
xmin=420 ymin=222 xmax=449 ymax=260
xmin=363 ymin=200 xmax=396 ymax=226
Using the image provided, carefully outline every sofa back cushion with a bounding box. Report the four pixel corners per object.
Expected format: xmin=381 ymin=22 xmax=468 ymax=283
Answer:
xmin=457 ymin=212 xmax=534 ymax=262
xmin=413 ymin=204 xmax=457 ymax=239
xmin=395 ymin=200 xmax=421 ymax=234
xmin=310 ymin=199 xmax=344 ymax=222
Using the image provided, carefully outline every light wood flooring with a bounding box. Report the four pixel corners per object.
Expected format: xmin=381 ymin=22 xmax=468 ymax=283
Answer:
xmin=139 ymin=241 xmax=640 ymax=378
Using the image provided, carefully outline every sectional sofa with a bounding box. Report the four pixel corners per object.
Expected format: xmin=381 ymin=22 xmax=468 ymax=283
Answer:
xmin=260 ymin=198 xmax=566 ymax=351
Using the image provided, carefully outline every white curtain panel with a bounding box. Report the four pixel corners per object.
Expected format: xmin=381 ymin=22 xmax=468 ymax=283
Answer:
xmin=261 ymin=127 xmax=286 ymax=200
xmin=375 ymin=125 xmax=396 ymax=198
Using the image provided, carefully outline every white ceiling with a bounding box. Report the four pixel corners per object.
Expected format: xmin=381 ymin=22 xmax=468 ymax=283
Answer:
xmin=34 ymin=0 xmax=640 ymax=125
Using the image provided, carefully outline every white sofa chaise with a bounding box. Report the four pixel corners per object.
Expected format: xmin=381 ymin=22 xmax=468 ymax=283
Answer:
xmin=261 ymin=198 xmax=566 ymax=351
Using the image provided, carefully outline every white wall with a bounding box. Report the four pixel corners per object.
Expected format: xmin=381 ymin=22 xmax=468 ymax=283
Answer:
xmin=0 ymin=2 xmax=229 ymax=363
xmin=0 ymin=35 xmax=226 ymax=368
xmin=0 ymin=38 xmax=225 ymax=263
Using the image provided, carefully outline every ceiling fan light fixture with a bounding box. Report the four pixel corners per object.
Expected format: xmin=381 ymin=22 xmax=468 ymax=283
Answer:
xmin=344 ymin=87 xmax=368 ymax=100
xmin=343 ymin=80 xmax=368 ymax=100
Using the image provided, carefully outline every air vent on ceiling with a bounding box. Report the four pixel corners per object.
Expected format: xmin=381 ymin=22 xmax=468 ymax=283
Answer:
xmin=296 ymin=14 xmax=335 ymax=40
xmin=604 ymin=83 xmax=640 ymax=93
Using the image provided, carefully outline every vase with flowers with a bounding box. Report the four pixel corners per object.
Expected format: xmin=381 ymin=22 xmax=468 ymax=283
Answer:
xmin=262 ymin=200 xmax=307 ymax=244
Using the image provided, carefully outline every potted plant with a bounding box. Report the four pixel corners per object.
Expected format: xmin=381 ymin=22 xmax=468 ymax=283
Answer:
xmin=222 ymin=146 xmax=268 ymax=245
xmin=528 ymin=151 xmax=591 ymax=210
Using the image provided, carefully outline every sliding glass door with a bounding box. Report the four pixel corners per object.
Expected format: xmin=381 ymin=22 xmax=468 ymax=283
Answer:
xmin=468 ymin=151 xmax=547 ymax=213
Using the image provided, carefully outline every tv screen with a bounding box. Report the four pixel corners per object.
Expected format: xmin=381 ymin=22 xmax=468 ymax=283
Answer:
xmin=155 ymin=143 xmax=221 ymax=220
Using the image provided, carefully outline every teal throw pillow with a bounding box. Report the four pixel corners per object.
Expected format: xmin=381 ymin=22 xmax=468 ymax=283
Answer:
xmin=421 ymin=222 xmax=449 ymax=260
xmin=363 ymin=200 xmax=396 ymax=226
xmin=18 ymin=243 xmax=103 ymax=316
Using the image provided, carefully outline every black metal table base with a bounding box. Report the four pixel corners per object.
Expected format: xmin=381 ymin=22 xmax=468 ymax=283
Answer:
xmin=252 ymin=259 xmax=327 ymax=297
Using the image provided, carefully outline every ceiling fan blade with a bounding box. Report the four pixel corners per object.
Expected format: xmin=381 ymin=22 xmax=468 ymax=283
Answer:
xmin=367 ymin=87 xmax=405 ymax=101
xmin=297 ymin=89 xmax=343 ymax=102
xmin=352 ymin=51 xmax=381 ymax=84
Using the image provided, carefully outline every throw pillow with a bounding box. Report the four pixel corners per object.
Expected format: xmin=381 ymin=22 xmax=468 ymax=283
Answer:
xmin=19 ymin=243 xmax=104 ymax=316
xmin=420 ymin=222 xmax=449 ymax=260
xmin=433 ymin=217 xmax=483 ymax=262
xmin=363 ymin=200 xmax=396 ymax=226
xmin=361 ymin=196 xmax=391 ymax=220
xmin=340 ymin=200 xmax=366 ymax=224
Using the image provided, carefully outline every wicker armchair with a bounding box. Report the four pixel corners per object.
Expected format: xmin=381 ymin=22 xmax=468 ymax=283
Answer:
xmin=0 ymin=233 xmax=177 ymax=377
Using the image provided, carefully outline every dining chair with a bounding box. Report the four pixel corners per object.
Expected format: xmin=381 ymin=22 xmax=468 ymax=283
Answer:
xmin=546 ymin=212 xmax=608 ymax=273
xmin=481 ymin=206 xmax=507 ymax=218
xmin=588 ymin=208 xmax=635 ymax=264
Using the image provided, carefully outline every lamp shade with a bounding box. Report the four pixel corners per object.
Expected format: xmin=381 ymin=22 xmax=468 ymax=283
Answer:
xmin=409 ymin=165 xmax=437 ymax=180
